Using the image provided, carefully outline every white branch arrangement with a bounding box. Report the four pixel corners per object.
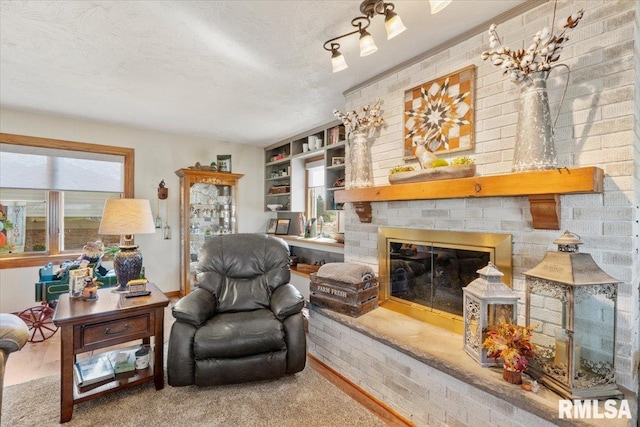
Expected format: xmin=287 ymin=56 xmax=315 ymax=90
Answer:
xmin=481 ymin=9 xmax=584 ymax=83
xmin=334 ymin=98 xmax=385 ymax=138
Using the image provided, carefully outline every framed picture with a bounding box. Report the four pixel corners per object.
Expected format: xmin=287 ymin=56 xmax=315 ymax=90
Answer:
xmin=404 ymin=65 xmax=475 ymax=157
xmin=266 ymin=218 xmax=278 ymax=234
xmin=331 ymin=157 xmax=345 ymax=166
xmin=217 ymin=155 xmax=232 ymax=172
xmin=275 ymin=218 xmax=290 ymax=235
xmin=69 ymin=267 xmax=91 ymax=297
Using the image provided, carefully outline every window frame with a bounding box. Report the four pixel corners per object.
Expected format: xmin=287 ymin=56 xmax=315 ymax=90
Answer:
xmin=304 ymin=156 xmax=324 ymax=221
xmin=0 ymin=133 xmax=134 ymax=269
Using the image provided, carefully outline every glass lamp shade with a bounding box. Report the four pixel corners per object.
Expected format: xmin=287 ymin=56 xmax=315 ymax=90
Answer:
xmin=384 ymin=10 xmax=406 ymax=39
xmin=359 ymin=30 xmax=378 ymax=57
xmin=98 ymin=198 xmax=156 ymax=290
xmin=331 ymin=50 xmax=348 ymax=73
xmin=429 ymin=0 xmax=452 ymax=14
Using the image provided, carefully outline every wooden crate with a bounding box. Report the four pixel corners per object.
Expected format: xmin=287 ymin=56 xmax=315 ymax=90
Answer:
xmin=269 ymin=185 xmax=290 ymax=194
xmin=309 ymin=273 xmax=378 ymax=317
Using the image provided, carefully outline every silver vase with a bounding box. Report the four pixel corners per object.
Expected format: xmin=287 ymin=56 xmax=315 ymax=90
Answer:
xmin=513 ymin=71 xmax=557 ymax=172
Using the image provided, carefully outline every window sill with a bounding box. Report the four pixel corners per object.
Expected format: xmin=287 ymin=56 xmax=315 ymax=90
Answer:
xmin=0 ymin=253 xmax=81 ymax=269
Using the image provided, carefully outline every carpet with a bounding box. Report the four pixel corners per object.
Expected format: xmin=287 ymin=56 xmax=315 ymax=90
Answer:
xmin=2 ymin=367 xmax=387 ymax=427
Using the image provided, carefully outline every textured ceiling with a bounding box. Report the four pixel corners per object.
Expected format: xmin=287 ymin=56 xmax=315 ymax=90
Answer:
xmin=0 ymin=0 xmax=527 ymax=147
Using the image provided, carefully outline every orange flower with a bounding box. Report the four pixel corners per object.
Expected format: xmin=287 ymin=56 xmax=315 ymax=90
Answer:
xmin=482 ymin=320 xmax=539 ymax=372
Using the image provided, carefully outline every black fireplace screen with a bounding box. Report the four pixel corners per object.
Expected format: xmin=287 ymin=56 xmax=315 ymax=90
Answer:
xmin=389 ymin=241 xmax=490 ymax=317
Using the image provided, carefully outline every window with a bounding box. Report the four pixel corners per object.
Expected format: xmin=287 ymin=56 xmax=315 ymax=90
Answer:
xmin=305 ymin=160 xmax=337 ymax=235
xmin=0 ymin=133 xmax=133 ymax=269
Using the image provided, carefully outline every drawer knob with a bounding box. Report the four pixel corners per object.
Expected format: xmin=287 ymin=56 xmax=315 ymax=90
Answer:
xmin=104 ymin=323 xmax=131 ymax=335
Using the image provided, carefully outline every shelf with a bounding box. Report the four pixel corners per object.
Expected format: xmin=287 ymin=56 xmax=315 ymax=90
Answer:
xmin=280 ymin=235 xmax=345 ymax=254
xmin=326 ymin=164 xmax=345 ymax=171
xmin=266 ymin=192 xmax=290 ymax=197
xmin=74 ymin=361 xmax=154 ymax=402
xmin=326 ymin=141 xmax=346 ymax=149
xmin=266 ymin=158 xmax=290 ymax=167
xmin=334 ymin=167 xmax=603 ymax=229
xmin=326 ymin=187 xmax=345 ymax=192
xmin=266 ymin=175 xmax=290 ymax=181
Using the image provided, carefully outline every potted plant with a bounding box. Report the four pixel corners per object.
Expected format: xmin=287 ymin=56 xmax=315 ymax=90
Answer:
xmin=482 ymin=320 xmax=538 ymax=384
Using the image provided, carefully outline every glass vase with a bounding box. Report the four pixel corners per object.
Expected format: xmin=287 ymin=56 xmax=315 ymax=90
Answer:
xmin=348 ymin=131 xmax=372 ymax=188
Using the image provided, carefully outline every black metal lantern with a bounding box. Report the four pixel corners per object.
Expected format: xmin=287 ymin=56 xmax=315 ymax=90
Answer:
xmin=524 ymin=231 xmax=623 ymax=399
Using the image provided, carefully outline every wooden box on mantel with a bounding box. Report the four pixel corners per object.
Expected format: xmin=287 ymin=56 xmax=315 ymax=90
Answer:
xmin=310 ymin=273 xmax=378 ymax=317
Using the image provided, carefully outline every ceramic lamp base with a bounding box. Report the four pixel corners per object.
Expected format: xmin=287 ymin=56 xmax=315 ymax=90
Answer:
xmin=113 ymin=245 xmax=143 ymax=291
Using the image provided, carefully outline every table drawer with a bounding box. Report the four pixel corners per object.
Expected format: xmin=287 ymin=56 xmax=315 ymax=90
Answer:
xmin=81 ymin=314 xmax=152 ymax=348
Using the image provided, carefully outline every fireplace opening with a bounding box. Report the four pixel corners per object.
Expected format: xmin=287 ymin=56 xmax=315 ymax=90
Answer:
xmin=379 ymin=228 xmax=512 ymax=334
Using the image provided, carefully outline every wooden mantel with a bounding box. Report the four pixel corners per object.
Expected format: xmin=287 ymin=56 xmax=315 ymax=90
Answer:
xmin=334 ymin=166 xmax=604 ymax=230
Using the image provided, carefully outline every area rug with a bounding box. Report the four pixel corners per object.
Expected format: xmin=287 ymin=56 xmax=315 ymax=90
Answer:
xmin=2 ymin=367 xmax=386 ymax=427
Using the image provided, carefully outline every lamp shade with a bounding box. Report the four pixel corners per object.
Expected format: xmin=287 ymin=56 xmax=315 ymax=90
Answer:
xmin=331 ymin=49 xmax=348 ymax=73
xmin=429 ymin=0 xmax=452 ymax=14
xmin=384 ymin=10 xmax=406 ymax=39
xmin=98 ymin=199 xmax=156 ymax=238
xmin=359 ymin=30 xmax=378 ymax=57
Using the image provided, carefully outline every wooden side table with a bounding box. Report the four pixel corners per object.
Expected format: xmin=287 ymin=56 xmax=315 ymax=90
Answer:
xmin=53 ymin=283 xmax=169 ymax=423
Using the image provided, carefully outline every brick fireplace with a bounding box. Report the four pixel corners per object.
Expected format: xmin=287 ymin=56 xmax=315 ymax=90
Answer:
xmin=308 ymin=0 xmax=638 ymax=425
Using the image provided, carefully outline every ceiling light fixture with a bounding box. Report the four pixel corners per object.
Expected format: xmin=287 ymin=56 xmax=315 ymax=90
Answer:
xmin=323 ymin=0 xmax=406 ymax=73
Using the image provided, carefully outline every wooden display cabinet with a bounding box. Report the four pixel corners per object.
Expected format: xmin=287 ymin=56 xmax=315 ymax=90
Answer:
xmin=175 ymin=168 xmax=243 ymax=295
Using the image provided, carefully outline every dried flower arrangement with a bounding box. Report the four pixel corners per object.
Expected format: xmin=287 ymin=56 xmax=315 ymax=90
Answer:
xmin=482 ymin=320 xmax=538 ymax=372
xmin=334 ymin=98 xmax=385 ymax=138
xmin=481 ymin=7 xmax=584 ymax=82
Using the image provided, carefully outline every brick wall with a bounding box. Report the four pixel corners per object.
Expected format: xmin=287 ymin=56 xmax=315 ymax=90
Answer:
xmin=309 ymin=310 xmax=556 ymax=427
xmin=332 ymin=0 xmax=638 ymax=406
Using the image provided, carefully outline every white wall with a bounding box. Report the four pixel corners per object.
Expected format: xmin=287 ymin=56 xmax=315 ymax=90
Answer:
xmin=338 ymin=0 xmax=638 ymax=394
xmin=0 ymin=108 xmax=269 ymax=313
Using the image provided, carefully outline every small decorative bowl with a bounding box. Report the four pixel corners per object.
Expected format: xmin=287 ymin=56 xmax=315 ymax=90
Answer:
xmin=267 ymin=204 xmax=282 ymax=211
xmin=330 ymin=232 xmax=345 ymax=243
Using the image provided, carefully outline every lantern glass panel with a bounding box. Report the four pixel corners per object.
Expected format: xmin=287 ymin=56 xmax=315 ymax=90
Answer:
xmin=574 ymin=289 xmax=616 ymax=386
xmin=488 ymin=304 xmax=514 ymax=326
xmin=527 ymin=282 xmax=569 ymax=382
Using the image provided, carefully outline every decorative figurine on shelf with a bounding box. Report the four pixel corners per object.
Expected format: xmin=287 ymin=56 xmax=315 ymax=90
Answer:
xmin=82 ymin=276 xmax=99 ymax=301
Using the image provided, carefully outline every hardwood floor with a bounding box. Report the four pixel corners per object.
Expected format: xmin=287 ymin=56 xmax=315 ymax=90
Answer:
xmin=4 ymin=321 xmax=62 ymax=386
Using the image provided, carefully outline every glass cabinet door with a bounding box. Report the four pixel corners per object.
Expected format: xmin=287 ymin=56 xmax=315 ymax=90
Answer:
xmin=176 ymin=168 xmax=243 ymax=295
xmin=189 ymin=182 xmax=236 ymax=261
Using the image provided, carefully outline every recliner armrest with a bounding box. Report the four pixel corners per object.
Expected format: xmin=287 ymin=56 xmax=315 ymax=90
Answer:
xmin=172 ymin=288 xmax=217 ymax=326
xmin=270 ymin=283 xmax=304 ymax=321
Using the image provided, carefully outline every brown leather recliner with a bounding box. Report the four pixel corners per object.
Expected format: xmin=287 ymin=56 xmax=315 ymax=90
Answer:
xmin=167 ymin=234 xmax=306 ymax=387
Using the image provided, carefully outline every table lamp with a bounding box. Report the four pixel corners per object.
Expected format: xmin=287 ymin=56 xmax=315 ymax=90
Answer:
xmin=98 ymin=198 xmax=156 ymax=291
